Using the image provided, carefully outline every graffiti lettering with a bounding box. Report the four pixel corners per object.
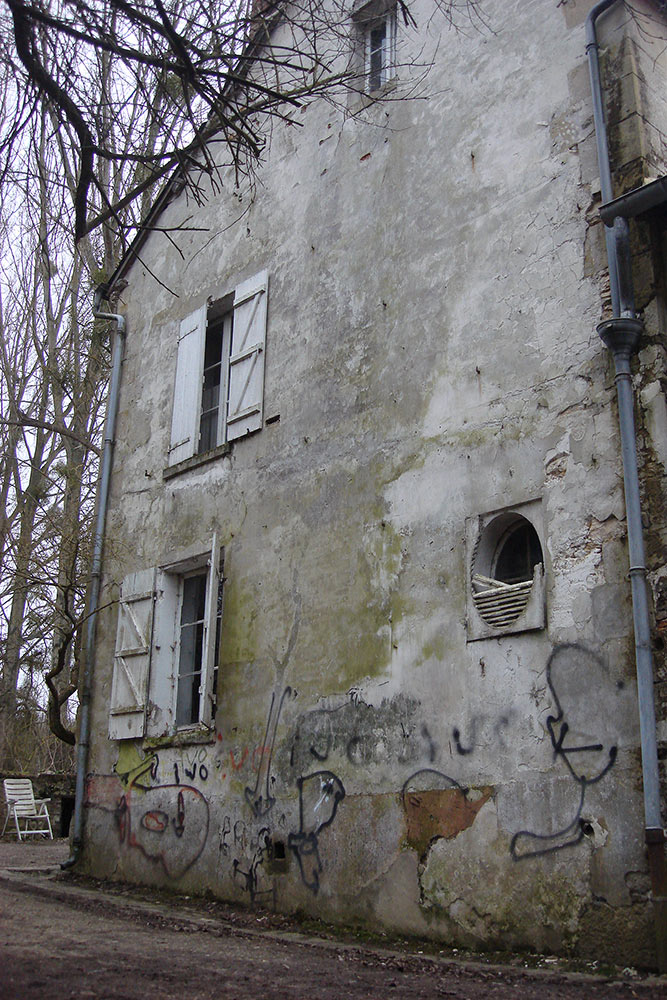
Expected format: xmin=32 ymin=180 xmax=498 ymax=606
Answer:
xmin=452 ymin=712 xmax=515 ymax=756
xmin=230 ymin=747 xmax=249 ymax=771
xmin=420 ymin=724 xmax=437 ymax=763
xmin=290 ymin=695 xmax=432 ymax=775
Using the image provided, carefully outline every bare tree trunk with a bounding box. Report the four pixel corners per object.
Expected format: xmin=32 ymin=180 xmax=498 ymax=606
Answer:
xmin=0 ymin=428 xmax=48 ymax=763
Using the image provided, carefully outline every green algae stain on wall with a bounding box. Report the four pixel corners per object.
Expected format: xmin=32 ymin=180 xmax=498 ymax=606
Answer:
xmin=218 ymin=581 xmax=259 ymax=666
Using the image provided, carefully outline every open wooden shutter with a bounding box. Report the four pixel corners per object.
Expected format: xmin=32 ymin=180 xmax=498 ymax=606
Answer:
xmin=200 ymin=534 xmax=221 ymax=725
xmin=169 ymin=307 xmax=206 ymax=464
xmin=109 ymin=569 xmax=156 ymax=740
xmin=227 ymin=271 xmax=268 ymax=442
xmin=145 ymin=570 xmax=180 ymax=737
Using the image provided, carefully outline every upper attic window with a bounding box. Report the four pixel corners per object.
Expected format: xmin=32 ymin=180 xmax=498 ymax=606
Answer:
xmin=366 ymin=8 xmax=396 ymax=90
xmin=354 ymin=1 xmax=397 ymax=93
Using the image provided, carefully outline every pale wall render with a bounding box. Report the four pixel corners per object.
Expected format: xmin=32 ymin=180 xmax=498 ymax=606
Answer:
xmin=80 ymin=0 xmax=667 ymax=967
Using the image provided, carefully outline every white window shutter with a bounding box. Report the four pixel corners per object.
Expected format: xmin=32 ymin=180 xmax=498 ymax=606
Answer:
xmin=145 ymin=570 xmax=180 ymax=737
xmin=227 ymin=271 xmax=268 ymax=441
xmin=109 ymin=569 xmax=156 ymax=740
xmin=169 ymin=307 xmax=206 ymax=464
xmin=200 ymin=534 xmax=221 ymax=725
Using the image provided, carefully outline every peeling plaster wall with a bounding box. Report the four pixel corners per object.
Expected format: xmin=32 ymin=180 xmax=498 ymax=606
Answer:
xmin=82 ymin=0 xmax=666 ymax=968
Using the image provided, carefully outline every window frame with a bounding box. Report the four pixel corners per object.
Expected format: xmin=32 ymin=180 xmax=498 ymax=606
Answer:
xmin=109 ymin=538 xmax=223 ymax=740
xmin=175 ymin=570 xmax=209 ymax=728
xmin=198 ymin=307 xmax=233 ymax=456
xmin=352 ymin=0 xmax=397 ymax=95
xmin=167 ymin=270 xmax=268 ymax=469
xmin=364 ymin=5 xmax=396 ymax=92
xmin=172 ymin=542 xmax=223 ymax=732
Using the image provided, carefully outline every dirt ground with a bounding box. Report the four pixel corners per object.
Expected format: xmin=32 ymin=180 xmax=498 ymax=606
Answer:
xmin=1 ymin=839 xmax=666 ymax=1000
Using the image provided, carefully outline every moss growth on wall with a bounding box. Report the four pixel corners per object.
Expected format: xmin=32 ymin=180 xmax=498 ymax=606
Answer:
xmin=218 ymin=581 xmax=259 ymax=665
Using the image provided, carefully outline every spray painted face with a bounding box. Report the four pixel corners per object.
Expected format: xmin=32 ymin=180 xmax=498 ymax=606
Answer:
xmin=125 ymin=783 xmax=210 ymax=878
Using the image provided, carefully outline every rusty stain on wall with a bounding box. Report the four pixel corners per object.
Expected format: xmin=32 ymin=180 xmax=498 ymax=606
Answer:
xmin=402 ymin=778 xmax=493 ymax=857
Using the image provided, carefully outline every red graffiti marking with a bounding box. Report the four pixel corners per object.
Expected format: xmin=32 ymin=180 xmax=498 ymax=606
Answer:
xmin=141 ymin=810 xmax=168 ymax=833
xmin=251 ymin=745 xmax=272 ymax=772
xmin=229 ymin=747 xmax=249 ymax=771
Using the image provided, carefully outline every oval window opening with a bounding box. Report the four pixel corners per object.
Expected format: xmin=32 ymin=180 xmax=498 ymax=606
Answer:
xmin=493 ymin=520 xmax=543 ymax=585
xmin=472 ymin=515 xmax=543 ymax=628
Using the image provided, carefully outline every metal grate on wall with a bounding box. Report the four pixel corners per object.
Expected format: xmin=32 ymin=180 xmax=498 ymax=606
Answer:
xmin=471 ymin=573 xmax=533 ymax=628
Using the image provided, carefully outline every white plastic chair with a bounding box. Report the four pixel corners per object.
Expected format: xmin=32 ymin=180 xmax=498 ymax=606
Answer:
xmin=2 ymin=778 xmax=53 ymax=840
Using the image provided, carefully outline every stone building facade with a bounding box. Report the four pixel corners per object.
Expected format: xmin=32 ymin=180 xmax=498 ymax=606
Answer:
xmin=80 ymin=0 xmax=667 ymax=967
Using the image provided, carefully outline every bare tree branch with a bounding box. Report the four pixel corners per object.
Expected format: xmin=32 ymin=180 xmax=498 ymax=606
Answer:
xmin=0 ymin=414 xmax=101 ymax=455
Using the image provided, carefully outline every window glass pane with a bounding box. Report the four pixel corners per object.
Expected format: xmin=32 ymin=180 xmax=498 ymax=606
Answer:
xmin=181 ymin=575 xmax=206 ymax=625
xmin=178 ymin=621 xmax=198 ymax=675
xmin=201 ymin=373 xmax=221 ymax=411
xmin=176 ymin=672 xmax=201 ymax=727
xmin=199 ymin=409 xmax=218 ymax=454
xmin=177 ymin=575 xmax=206 ymax=725
xmin=204 ymin=322 xmax=223 ymax=369
xmin=198 ymin=317 xmax=225 ymax=454
xmin=369 ymin=22 xmax=386 ymax=90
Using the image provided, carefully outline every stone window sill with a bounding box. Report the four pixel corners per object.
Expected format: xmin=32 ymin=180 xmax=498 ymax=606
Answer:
xmin=143 ymin=727 xmax=216 ymax=750
xmin=163 ymin=443 xmax=230 ymax=480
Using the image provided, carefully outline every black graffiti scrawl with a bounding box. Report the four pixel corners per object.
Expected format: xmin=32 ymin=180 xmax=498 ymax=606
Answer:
xmin=244 ymin=686 xmax=294 ymax=817
xmin=288 ymin=771 xmax=345 ymax=893
xmin=511 ymin=643 xmax=618 ymax=860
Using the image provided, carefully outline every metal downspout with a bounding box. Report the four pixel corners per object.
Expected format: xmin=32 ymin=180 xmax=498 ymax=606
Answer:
xmin=62 ymin=290 xmax=126 ymax=870
xmin=586 ymin=0 xmax=666 ymax=969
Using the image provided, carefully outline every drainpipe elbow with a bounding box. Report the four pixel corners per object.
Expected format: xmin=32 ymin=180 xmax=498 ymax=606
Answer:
xmin=60 ymin=843 xmax=81 ymax=870
xmin=93 ymin=285 xmax=126 ymax=335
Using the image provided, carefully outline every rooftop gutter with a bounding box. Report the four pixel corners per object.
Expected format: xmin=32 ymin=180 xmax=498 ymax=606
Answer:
xmin=62 ymin=290 xmax=126 ymax=870
xmin=586 ymin=0 xmax=666 ymax=970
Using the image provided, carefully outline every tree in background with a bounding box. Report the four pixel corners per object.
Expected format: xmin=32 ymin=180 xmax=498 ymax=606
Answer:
xmin=0 ymin=0 xmax=482 ymax=241
xmin=0 ymin=22 xmax=193 ymax=767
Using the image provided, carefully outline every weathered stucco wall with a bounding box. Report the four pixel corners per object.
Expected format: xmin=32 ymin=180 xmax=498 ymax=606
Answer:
xmin=82 ymin=0 xmax=667 ymax=967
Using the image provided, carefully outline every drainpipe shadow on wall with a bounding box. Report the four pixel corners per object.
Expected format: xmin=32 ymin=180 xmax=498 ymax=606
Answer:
xmin=586 ymin=0 xmax=667 ymax=971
